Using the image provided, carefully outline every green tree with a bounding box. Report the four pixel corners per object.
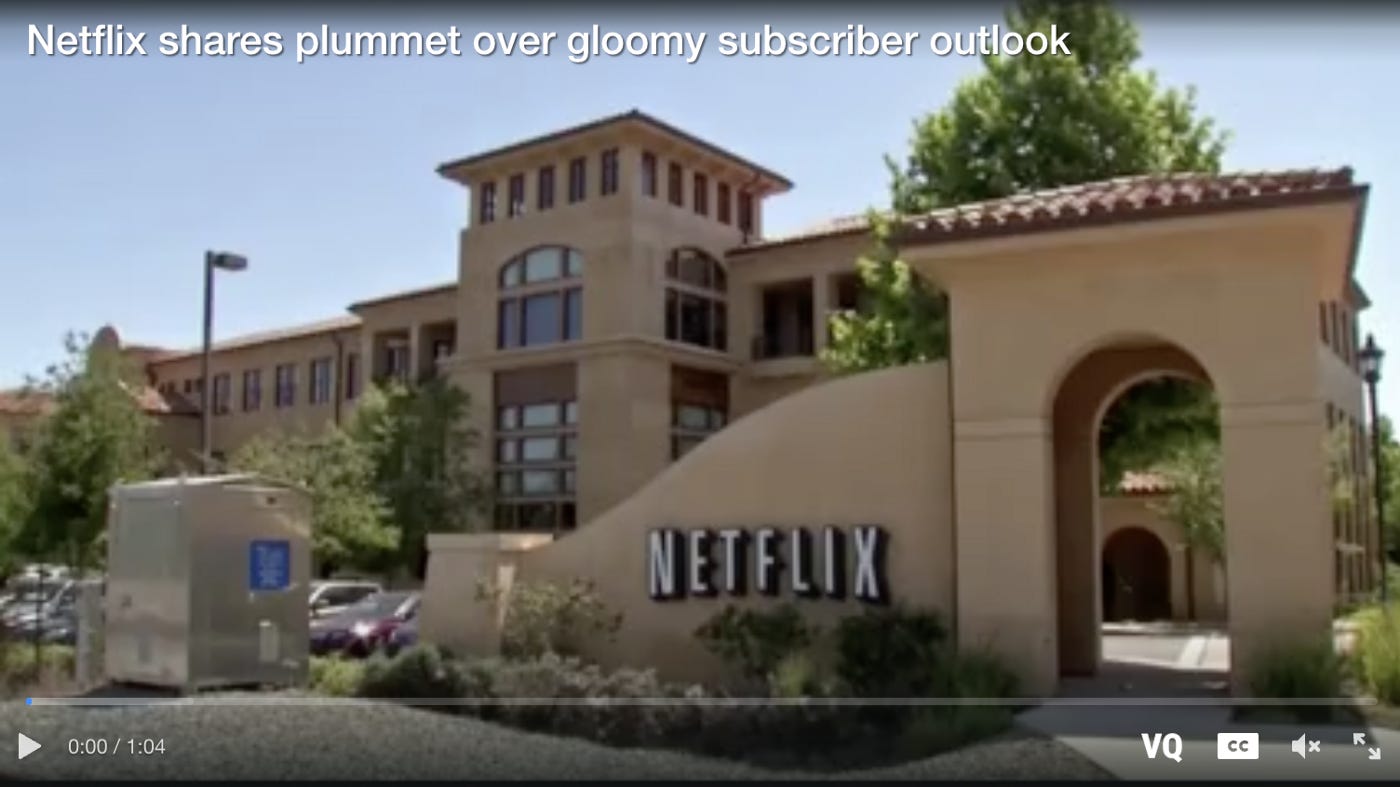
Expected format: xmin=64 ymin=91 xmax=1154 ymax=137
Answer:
xmin=0 ymin=437 xmax=32 ymax=578
xmin=231 ymin=427 xmax=398 ymax=576
xmin=887 ymin=0 xmax=1228 ymax=212
xmin=1098 ymin=378 xmax=1219 ymax=493
xmin=822 ymin=214 xmax=948 ymax=374
xmin=1377 ymin=417 xmax=1400 ymax=567
xmin=828 ymin=0 xmax=1230 ymax=475
xmin=1150 ymin=440 xmax=1223 ymax=620
xmin=16 ymin=334 xmax=161 ymax=570
xmin=350 ymin=377 xmax=488 ymax=577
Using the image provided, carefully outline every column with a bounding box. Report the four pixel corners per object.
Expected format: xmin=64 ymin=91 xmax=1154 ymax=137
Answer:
xmin=1221 ymin=400 xmax=1333 ymax=695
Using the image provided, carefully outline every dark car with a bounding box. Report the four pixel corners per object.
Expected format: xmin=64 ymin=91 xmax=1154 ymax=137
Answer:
xmin=310 ymin=591 xmax=419 ymax=657
xmin=384 ymin=616 xmax=418 ymax=656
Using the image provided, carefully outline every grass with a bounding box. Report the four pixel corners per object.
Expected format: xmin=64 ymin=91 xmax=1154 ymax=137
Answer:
xmin=0 ymin=641 xmax=77 ymax=700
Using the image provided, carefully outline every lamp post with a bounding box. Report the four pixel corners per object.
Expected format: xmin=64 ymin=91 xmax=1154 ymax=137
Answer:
xmin=201 ymin=250 xmax=248 ymax=474
xmin=1359 ymin=333 xmax=1387 ymax=603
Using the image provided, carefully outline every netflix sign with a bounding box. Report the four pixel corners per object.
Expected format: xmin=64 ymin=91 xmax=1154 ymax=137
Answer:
xmin=646 ymin=525 xmax=890 ymax=605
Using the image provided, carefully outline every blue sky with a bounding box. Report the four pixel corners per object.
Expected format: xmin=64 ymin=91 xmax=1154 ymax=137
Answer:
xmin=2 ymin=5 xmax=1398 ymax=414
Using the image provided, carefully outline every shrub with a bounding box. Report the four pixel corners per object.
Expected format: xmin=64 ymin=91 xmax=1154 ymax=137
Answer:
xmin=308 ymin=656 xmax=366 ymax=697
xmin=1248 ymin=637 xmax=1343 ymax=721
xmin=1355 ymin=605 xmax=1400 ymax=704
xmin=459 ymin=652 xmax=707 ymax=747
xmin=694 ymin=604 xmax=816 ymax=685
xmin=835 ymin=606 xmax=948 ymax=697
xmin=357 ymin=645 xmax=467 ymax=701
xmin=480 ymin=579 xmax=622 ymax=660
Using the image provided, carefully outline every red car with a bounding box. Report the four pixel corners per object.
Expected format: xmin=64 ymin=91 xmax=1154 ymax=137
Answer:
xmin=309 ymin=591 xmax=420 ymax=657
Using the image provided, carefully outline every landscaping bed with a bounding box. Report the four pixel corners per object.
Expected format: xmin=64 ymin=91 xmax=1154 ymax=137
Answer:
xmin=310 ymin=582 xmax=1027 ymax=770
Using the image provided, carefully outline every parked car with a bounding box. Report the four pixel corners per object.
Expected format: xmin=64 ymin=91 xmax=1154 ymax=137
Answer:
xmin=0 ymin=566 xmax=73 ymax=611
xmin=2 ymin=579 xmax=78 ymax=630
xmin=384 ymin=616 xmax=418 ymax=656
xmin=308 ymin=580 xmax=382 ymax=621
xmin=310 ymin=591 xmax=419 ymax=657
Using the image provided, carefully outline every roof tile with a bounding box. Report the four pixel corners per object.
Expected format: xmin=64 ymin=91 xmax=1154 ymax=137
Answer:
xmin=734 ymin=167 xmax=1360 ymax=256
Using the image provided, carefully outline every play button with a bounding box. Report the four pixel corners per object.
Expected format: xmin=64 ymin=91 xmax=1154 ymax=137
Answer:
xmin=17 ymin=733 xmax=41 ymax=760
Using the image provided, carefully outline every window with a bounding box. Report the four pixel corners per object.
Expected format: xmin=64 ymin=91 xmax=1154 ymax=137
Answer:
xmin=344 ymin=353 xmax=360 ymax=401
xmin=497 ymin=247 xmax=585 ymax=349
xmin=537 ymin=166 xmax=555 ymax=211
xmin=671 ymin=366 xmax=729 ymax=460
xmin=212 ymin=373 xmax=231 ymax=415
xmin=274 ymin=364 xmax=296 ymax=408
xmin=600 ymin=148 xmax=619 ymax=196
xmin=693 ymin=172 xmax=708 ymax=216
xmin=479 ymin=181 xmax=496 ymax=224
xmin=508 ymin=173 xmax=525 ymax=218
xmin=568 ymin=157 xmax=586 ymax=203
xmin=641 ymin=152 xmax=657 ymax=197
xmin=668 ymin=162 xmax=683 ymax=206
xmin=309 ymin=357 xmax=333 ymax=405
xmin=241 ymin=369 xmax=262 ymax=412
xmin=494 ymin=397 xmax=578 ymax=535
xmin=182 ymin=379 xmax=194 ymax=395
xmin=738 ymin=191 xmax=754 ymax=235
xmin=432 ymin=338 xmax=453 ymax=361
xmin=664 ymin=248 xmax=728 ymax=351
xmin=384 ymin=343 xmax=409 ymax=384
xmin=717 ymin=182 xmax=731 ymax=224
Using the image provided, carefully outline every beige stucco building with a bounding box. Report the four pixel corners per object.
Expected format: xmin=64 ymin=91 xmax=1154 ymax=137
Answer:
xmin=1 ymin=111 xmax=1380 ymax=695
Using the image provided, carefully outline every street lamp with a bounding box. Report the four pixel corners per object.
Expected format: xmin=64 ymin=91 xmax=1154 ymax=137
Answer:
xmin=201 ymin=250 xmax=248 ymax=474
xmin=1359 ymin=333 xmax=1387 ymax=603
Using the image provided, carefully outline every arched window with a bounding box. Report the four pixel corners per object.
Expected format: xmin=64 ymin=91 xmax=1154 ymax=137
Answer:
xmin=497 ymin=247 xmax=584 ymax=350
xmin=664 ymin=248 xmax=727 ymax=351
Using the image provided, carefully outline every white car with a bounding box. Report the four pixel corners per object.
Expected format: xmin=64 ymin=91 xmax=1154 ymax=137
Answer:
xmin=308 ymin=580 xmax=382 ymax=620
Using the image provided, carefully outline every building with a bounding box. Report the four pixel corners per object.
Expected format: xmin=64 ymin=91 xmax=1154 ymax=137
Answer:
xmin=1 ymin=110 xmax=1379 ymax=694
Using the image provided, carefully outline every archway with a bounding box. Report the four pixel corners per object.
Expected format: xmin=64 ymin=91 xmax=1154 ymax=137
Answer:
xmin=1050 ymin=340 xmax=1221 ymax=680
xmin=1101 ymin=526 xmax=1172 ymax=622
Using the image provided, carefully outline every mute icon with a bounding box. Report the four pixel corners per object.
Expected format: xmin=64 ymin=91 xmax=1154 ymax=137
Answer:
xmin=1291 ymin=734 xmax=1321 ymax=759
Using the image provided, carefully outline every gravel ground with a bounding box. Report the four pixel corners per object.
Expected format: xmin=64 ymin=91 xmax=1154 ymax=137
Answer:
xmin=0 ymin=694 xmax=1114 ymax=781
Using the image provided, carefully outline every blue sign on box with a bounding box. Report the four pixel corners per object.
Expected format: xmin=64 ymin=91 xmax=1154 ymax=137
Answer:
xmin=249 ymin=539 xmax=291 ymax=591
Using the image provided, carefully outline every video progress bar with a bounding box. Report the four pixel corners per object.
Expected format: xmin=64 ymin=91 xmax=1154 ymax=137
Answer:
xmin=25 ymin=696 xmax=1379 ymax=708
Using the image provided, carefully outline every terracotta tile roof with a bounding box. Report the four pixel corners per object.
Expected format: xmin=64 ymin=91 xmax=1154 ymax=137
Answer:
xmin=0 ymin=389 xmax=55 ymax=416
xmin=1117 ymin=471 xmax=1172 ymax=496
xmin=730 ymin=168 xmax=1363 ymax=255
xmin=150 ymin=315 xmax=362 ymax=363
xmin=437 ymin=109 xmax=793 ymax=191
xmin=0 ymin=386 xmax=195 ymax=417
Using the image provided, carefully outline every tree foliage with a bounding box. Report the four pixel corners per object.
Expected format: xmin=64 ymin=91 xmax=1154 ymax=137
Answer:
xmin=1377 ymin=417 xmax=1400 ymax=565
xmin=826 ymin=0 xmax=1230 ymax=480
xmin=350 ymin=377 xmax=489 ymax=577
xmin=887 ymin=0 xmax=1228 ymax=212
xmin=231 ymin=426 xmax=399 ymax=576
xmin=15 ymin=333 xmax=161 ymax=570
xmin=1098 ymin=378 xmax=1219 ymax=493
xmin=1150 ymin=440 xmax=1224 ymax=563
xmin=821 ymin=214 xmax=949 ymax=374
xmin=0 ymin=437 xmax=31 ymax=577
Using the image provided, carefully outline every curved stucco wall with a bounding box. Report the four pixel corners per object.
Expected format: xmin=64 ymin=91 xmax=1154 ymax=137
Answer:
xmin=518 ymin=361 xmax=956 ymax=683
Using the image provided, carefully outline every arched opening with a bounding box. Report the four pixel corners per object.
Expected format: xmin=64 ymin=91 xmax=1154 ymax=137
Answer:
xmin=1051 ymin=339 xmax=1228 ymax=692
xmin=1101 ymin=526 xmax=1171 ymax=622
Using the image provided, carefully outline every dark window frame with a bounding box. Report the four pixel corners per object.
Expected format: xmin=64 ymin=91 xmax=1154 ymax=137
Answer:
xmin=241 ymin=369 xmax=262 ymax=412
xmin=479 ymin=181 xmax=497 ymax=224
xmin=693 ymin=172 xmax=708 ymax=216
xmin=641 ymin=151 xmax=658 ymax=197
xmin=568 ymin=157 xmax=587 ymax=204
xmin=668 ymin=162 xmax=684 ymax=206
xmin=507 ymin=173 xmax=526 ymax=218
xmin=600 ymin=148 xmax=619 ymax=196
xmin=537 ymin=166 xmax=555 ymax=211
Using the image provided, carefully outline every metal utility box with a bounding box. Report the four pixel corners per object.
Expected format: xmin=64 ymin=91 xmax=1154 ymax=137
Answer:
xmin=104 ymin=474 xmax=312 ymax=692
